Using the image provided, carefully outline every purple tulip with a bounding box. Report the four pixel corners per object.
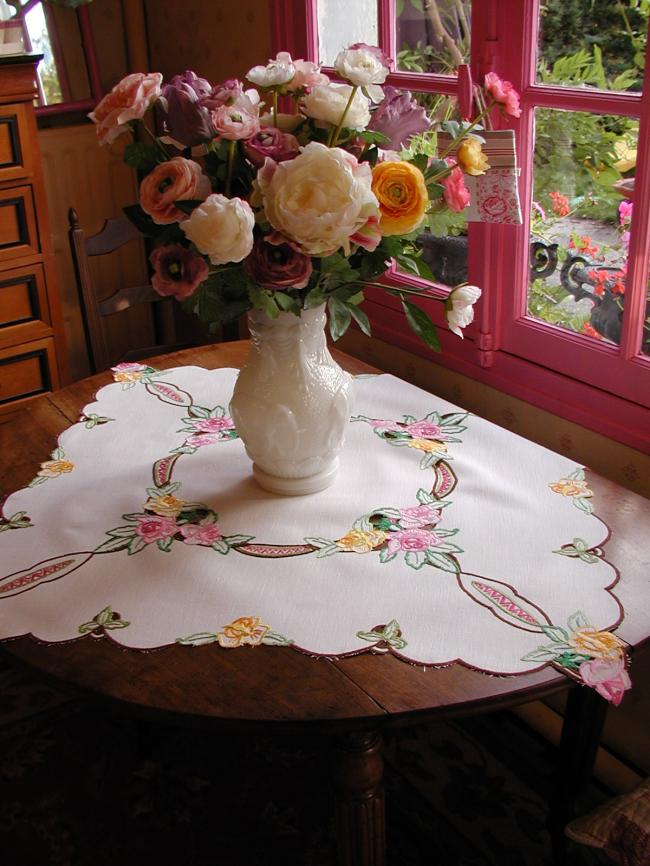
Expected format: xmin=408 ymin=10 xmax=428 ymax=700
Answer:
xmin=159 ymin=70 xmax=214 ymax=147
xmin=368 ymin=86 xmax=430 ymax=151
xmin=150 ymin=244 xmax=209 ymax=301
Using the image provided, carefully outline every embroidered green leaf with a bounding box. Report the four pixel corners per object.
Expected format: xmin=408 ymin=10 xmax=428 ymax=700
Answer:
xmin=187 ymin=405 xmax=211 ymax=419
xmin=176 ymin=632 xmax=219 ymax=646
xmin=223 ymin=534 xmax=255 ymax=547
xmin=383 ymin=619 xmax=401 ymax=641
xmin=211 ymin=539 xmax=231 ymax=554
xmin=555 ymin=651 xmax=590 ymax=670
xmin=435 ymin=542 xmax=463 ymax=553
xmin=521 ymin=646 xmax=563 ymax=662
xmin=52 ymin=447 xmax=65 ymax=460
xmin=379 ymin=548 xmax=398 ymax=564
xmin=405 ymin=550 xmax=426 ymax=569
xmin=424 ymin=411 xmax=441 ymax=425
xmin=94 ymin=534 xmax=133 ymax=554
xmin=568 ymin=467 xmax=586 ymax=482
xmin=28 ymin=476 xmax=47 ymax=487
xmin=434 ymin=528 xmax=459 ymax=538
xmin=574 ymin=496 xmax=594 ymax=515
xmin=440 ymin=412 xmax=468 ymax=427
xmin=127 ymin=536 xmax=148 ymax=556
xmin=541 ymin=625 xmax=570 ymax=643
xmin=156 ymin=537 xmax=174 ymax=552
xmin=567 ymin=611 xmax=590 ymax=633
xmin=416 ymin=488 xmax=435 ymax=505
xmin=304 ymin=536 xmax=336 ymax=549
xmin=402 ymin=414 xmax=417 ymax=423
xmin=314 ymin=544 xmax=341 ymax=558
xmin=262 ymin=631 xmax=294 ymax=646
xmin=419 ymin=453 xmax=438 ymax=470
xmin=424 ymin=550 xmax=460 ymax=573
xmin=352 ymin=515 xmax=374 ymax=531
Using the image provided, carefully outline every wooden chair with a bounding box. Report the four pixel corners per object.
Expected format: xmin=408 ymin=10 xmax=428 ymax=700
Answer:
xmin=68 ymin=207 xmax=187 ymax=373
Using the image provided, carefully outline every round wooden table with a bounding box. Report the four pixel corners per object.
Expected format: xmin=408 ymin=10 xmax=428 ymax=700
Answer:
xmin=2 ymin=342 xmax=649 ymax=865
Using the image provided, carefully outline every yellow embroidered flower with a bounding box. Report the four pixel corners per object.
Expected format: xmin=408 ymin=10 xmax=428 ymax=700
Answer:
xmin=113 ymin=370 xmax=143 ymax=383
xmin=569 ymin=627 xmax=624 ymax=660
xmin=37 ymin=459 xmax=75 ymax=478
xmin=406 ymin=438 xmax=448 ymax=454
xmin=335 ymin=528 xmax=388 ymax=553
xmin=216 ymin=616 xmax=269 ymax=648
xmin=549 ymin=478 xmax=593 ymax=498
xmin=456 ymin=137 xmax=490 ymax=176
xmin=143 ymin=493 xmax=186 ymax=517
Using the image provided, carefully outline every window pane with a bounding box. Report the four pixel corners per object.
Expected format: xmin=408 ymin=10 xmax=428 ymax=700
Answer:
xmin=537 ymin=1 xmax=647 ymax=92
xmin=397 ymin=0 xmax=471 ymax=74
xmin=528 ymin=108 xmax=636 ymax=346
xmin=317 ymin=0 xmax=378 ymax=66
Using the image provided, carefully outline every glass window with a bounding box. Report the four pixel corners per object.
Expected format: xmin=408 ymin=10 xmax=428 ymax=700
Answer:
xmin=397 ymin=0 xmax=471 ymax=74
xmin=317 ymin=0 xmax=378 ymax=66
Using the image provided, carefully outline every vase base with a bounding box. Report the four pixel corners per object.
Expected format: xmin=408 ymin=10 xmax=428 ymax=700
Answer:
xmin=252 ymin=459 xmax=339 ymax=496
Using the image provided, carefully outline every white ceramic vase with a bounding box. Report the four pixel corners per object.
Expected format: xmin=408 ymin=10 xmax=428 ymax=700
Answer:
xmin=229 ymin=304 xmax=353 ymax=495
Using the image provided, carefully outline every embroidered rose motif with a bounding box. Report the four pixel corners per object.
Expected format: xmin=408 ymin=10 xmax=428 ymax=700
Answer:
xmin=398 ymin=504 xmax=441 ymax=529
xmin=405 ymin=438 xmax=448 ymax=455
xmin=186 ymin=432 xmax=224 ymax=447
xmin=335 ymin=528 xmax=388 ymax=553
xmin=114 ymin=370 xmax=144 ymax=383
xmin=578 ymin=657 xmax=631 ymax=706
xmin=404 ymin=420 xmax=443 ymax=439
xmin=550 ymin=478 xmax=593 ymax=498
xmin=193 ymin=416 xmax=235 ymax=434
xmin=112 ymin=362 xmax=148 ymax=373
xmin=37 ymin=459 xmax=74 ymax=478
xmin=143 ymin=493 xmax=186 ymax=517
xmin=180 ymin=523 xmax=223 ymax=546
xmin=216 ymin=616 xmax=269 ymax=648
xmin=386 ymin=528 xmax=441 ymax=555
xmin=134 ymin=515 xmax=178 ymax=543
xmin=368 ymin=419 xmax=402 ymax=432
xmin=570 ymin=627 xmax=625 ymax=660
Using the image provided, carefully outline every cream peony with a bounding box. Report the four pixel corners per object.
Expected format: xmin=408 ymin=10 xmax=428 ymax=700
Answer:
xmin=180 ymin=194 xmax=254 ymax=265
xmin=301 ymin=83 xmax=371 ymax=131
xmin=334 ymin=44 xmax=391 ymax=87
xmin=247 ymin=51 xmax=295 ymax=88
xmin=256 ymin=142 xmax=380 ymax=256
xmin=445 ymin=285 xmax=482 ymax=338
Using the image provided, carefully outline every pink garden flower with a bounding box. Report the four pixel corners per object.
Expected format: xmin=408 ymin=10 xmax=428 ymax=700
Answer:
xmin=386 ymin=528 xmax=441 ymax=555
xmin=134 ymin=514 xmax=178 ymax=543
xmin=398 ymin=504 xmax=442 ymax=529
xmin=484 ymin=72 xmax=521 ymax=118
xmin=193 ymin=417 xmax=235 ymax=434
xmin=579 ymin=657 xmax=632 ymax=706
xmin=243 ymin=126 xmax=300 ymax=168
xmin=180 ymin=523 xmax=223 ymax=545
xmin=150 ymin=244 xmax=209 ymax=300
xmin=89 ymin=72 xmax=162 ymax=144
xmin=442 ymin=165 xmax=471 ymax=212
xmin=405 ymin=420 xmax=443 ymax=439
xmin=211 ymin=92 xmax=260 ymax=140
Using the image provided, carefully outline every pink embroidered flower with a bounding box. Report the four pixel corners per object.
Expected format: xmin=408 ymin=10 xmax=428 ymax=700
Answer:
xmin=404 ymin=420 xmax=443 ymax=439
xmin=579 ymin=657 xmax=632 ymax=706
xmin=134 ymin=514 xmax=178 ymax=543
xmin=180 ymin=523 xmax=223 ymax=545
xmin=442 ymin=165 xmax=471 ymax=212
xmin=484 ymin=72 xmax=521 ymax=118
xmin=368 ymin=419 xmax=402 ymax=432
xmin=112 ymin=362 xmax=148 ymax=373
xmin=186 ymin=432 xmax=223 ymax=447
xmin=386 ymin=528 xmax=440 ymax=555
xmin=398 ymin=505 xmax=442 ymax=529
xmin=193 ymin=416 xmax=235 ymax=434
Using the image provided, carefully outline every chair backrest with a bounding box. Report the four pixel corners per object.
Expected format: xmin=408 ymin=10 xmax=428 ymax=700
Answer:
xmin=68 ymin=207 xmax=170 ymax=373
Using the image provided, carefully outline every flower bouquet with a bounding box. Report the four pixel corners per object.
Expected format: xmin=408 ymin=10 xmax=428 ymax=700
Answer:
xmin=89 ymin=46 xmax=518 ymax=494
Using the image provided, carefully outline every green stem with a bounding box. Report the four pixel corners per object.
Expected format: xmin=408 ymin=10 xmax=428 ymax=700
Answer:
xmin=225 ymin=140 xmax=236 ymax=196
xmin=439 ymin=99 xmax=495 ymax=159
xmin=328 ymin=85 xmax=358 ymax=148
xmin=140 ymin=122 xmax=172 ymax=161
xmin=272 ymin=90 xmax=279 ymax=127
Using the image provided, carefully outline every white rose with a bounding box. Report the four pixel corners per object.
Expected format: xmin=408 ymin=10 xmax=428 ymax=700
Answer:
xmin=247 ymin=51 xmax=295 ymax=88
xmin=301 ymin=83 xmax=370 ymax=131
xmin=180 ymin=194 xmax=254 ymax=265
xmin=334 ymin=44 xmax=391 ymax=87
xmin=445 ymin=285 xmax=482 ymax=338
xmin=257 ymin=141 xmax=379 ymax=256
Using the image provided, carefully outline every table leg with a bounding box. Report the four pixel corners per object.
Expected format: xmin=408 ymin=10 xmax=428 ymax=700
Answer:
xmin=548 ymin=685 xmax=608 ymax=863
xmin=334 ymin=729 xmax=386 ymax=866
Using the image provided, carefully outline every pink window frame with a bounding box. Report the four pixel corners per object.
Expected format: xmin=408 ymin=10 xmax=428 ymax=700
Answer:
xmin=274 ymin=0 xmax=650 ymax=454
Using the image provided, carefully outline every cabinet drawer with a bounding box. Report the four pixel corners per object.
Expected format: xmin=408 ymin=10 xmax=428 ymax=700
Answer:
xmin=0 ymin=262 xmax=50 ymax=347
xmin=0 ymin=103 xmax=31 ymax=182
xmin=0 ymin=184 xmax=39 ymax=262
xmin=0 ymin=337 xmax=58 ymax=407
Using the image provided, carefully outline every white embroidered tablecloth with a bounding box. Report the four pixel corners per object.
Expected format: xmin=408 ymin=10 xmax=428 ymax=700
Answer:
xmin=0 ymin=363 xmax=632 ymax=697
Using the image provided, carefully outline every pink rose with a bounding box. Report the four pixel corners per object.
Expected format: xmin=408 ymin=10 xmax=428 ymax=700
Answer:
xmin=442 ymin=165 xmax=471 ymax=212
xmin=405 ymin=421 xmax=443 ymax=439
xmin=89 ymin=72 xmax=163 ymax=145
xmin=139 ymin=157 xmax=211 ymax=225
xmin=134 ymin=514 xmax=177 ymax=543
xmin=150 ymin=244 xmax=208 ymax=300
xmin=193 ymin=417 xmax=235 ymax=433
xmin=243 ymin=126 xmax=300 ymax=168
xmin=180 ymin=523 xmax=223 ymax=545
xmin=484 ymin=72 xmax=521 ymax=118
xmin=211 ymin=92 xmax=260 ymax=141
xmin=386 ymin=528 xmax=440 ymax=555
xmin=186 ymin=432 xmax=222 ymax=447
xmin=398 ymin=505 xmax=442 ymax=529
xmin=579 ymin=657 xmax=632 ymax=706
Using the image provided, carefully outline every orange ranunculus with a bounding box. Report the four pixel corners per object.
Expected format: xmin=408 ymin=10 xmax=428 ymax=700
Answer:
xmin=139 ymin=156 xmax=211 ymax=225
xmin=371 ymin=160 xmax=428 ymax=236
xmin=456 ymin=137 xmax=490 ymax=176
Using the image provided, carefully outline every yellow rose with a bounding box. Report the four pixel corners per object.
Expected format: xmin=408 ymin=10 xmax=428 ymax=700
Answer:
xmin=143 ymin=493 xmax=186 ymax=517
xmin=406 ymin=438 xmax=448 ymax=454
xmin=37 ymin=459 xmax=75 ymax=478
xmin=549 ymin=478 xmax=593 ymax=498
xmin=456 ymin=138 xmax=490 ymax=176
xmin=336 ymin=528 xmax=388 ymax=553
xmin=371 ymin=160 xmax=428 ymax=235
xmin=114 ymin=371 xmax=142 ymax=383
xmin=216 ymin=616 xmax=269 ymax=648
xmin=569 ymin=627 xmax=624 ymax=660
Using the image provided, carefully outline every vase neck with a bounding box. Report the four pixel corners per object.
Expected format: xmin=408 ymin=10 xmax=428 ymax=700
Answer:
xmin=247 ymin=304 xmax=328 ymax=354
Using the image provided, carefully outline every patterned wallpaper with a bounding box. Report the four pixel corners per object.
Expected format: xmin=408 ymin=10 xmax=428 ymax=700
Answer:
xmin=144 ymin=0 xmax=272 ymax=83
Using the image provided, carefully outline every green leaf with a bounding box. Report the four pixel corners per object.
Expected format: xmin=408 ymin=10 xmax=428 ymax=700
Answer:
xmin=327 ymin=297 xmax=352 ymax=341
xmin=248 ymin=283 xmax=279 ymax=319
xmin=123 ymin=142 xmax=160 ymax=171
xmin=347 ymin=303 xmax=372 ymax=337
xmin=274 ymin=291 xmax=301 ymax=314
xmin=401 ymin=299 xmax=441 ymax=352
xmin=303 ymin=284 xmax=329 ymax=309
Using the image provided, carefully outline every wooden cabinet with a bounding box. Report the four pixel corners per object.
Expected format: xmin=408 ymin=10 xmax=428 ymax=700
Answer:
xmin=0 ymin=54 xmax=67 ymax=415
